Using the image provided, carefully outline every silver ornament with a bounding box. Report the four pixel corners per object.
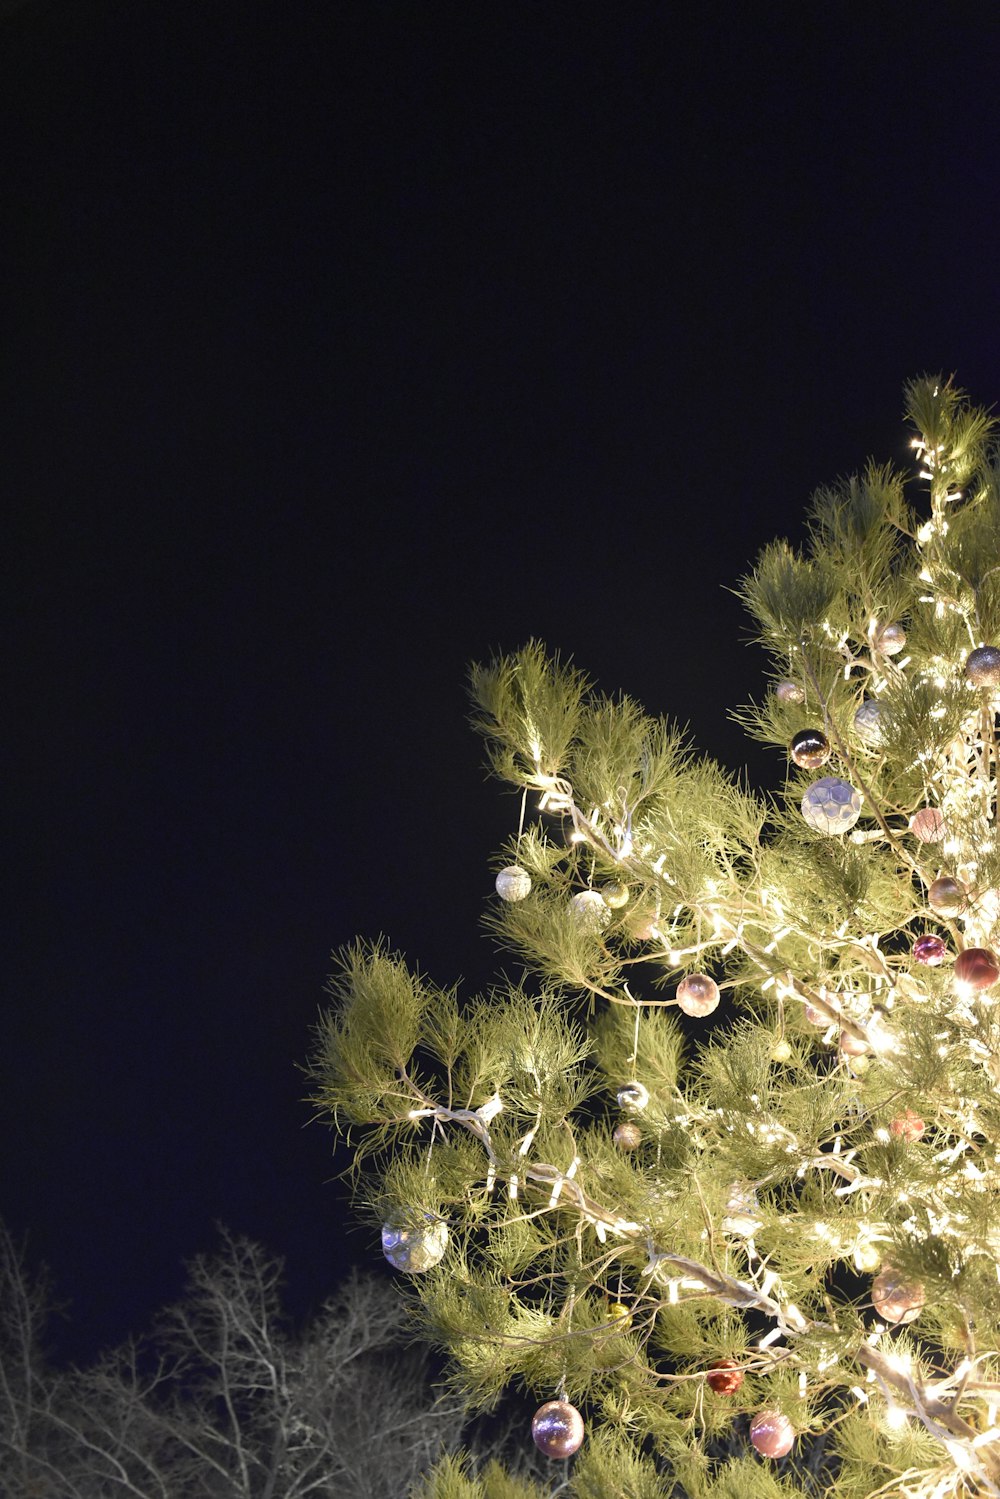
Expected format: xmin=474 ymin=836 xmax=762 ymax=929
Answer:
xmin=617 ymin=1081 xmax=649 ymax=1112
xmin=381 ymin=1217 xmax=448 ymax=1274
xmin=775 ymin=680 xmax=805 ymax=704
xmin=853 ymin=700 xmax=884 ymax=746
xmin=966 ymin=645 xmax=1000 ymax=687
xmin=570 ymin=889 xmax=609 ymax=929
xmin=495 ymin=865 xmax=532 ymax=901
xmin=801 ymin=776 xmax=862 ymax=835
xmin=876 ymin=621 xmax=906 ymax=655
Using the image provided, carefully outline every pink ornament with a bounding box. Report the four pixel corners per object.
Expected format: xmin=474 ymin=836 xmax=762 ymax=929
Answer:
xmin=803 ymin=1002 xmax=828 ymax=1026
xmin=676 ymin=972 xmax=720 ymax=1017
xmin=913 ymin=933 xmax=946 ymax=966
xmin=749 ymin=1409 xmax=795 ymax=1458
xmin=839 ymin=1029 xmax=869 ymax=1057
xmin=910 ymin=808 xmax=945 ymax=844
xmin=955 ymin=947 xmax=1000 ymax=991
xmin=871 ymin=1266 xmax=925 ymax=1324
xmin=531 ymin=1399 xmax=585 ymax=1458
xmin=890 ymin=1109 xmax=925 ymax=1142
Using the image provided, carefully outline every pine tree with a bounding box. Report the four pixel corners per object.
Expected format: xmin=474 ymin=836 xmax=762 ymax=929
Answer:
xmin=307 ymin=378 xmax=1000 ymax=1499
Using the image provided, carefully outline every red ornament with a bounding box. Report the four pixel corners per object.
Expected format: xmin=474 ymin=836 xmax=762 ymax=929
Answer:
xmin=913 ymin=933 xmax=946 ymax=966
xmin=871 ymin=1266 xmax=925 ymax=1324
xmin=749 ymin=1409 xmax=795 ymax=1458
xmin=706 ymin=1358 xmax=743 ymax=1395
xmin=676 ymin=972 xmax=720 ymax=1017
xmin=531 ymin=1400 xmax=585 ymax=1459
xmin=889 ymin=1109 xmax=925 ymax=1142
xmin=955 ymin=947 xmax=1000 ymax=991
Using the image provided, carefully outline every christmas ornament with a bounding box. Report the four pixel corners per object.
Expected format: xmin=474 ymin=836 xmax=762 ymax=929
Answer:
xmin=531 ymin=1400 xmax=585 ymax=1459
xmin=853 ymin=1240 xmax=881 ymax=1273
xmin=955 ymin=947 xmax=1000 ymax=990
xmin=749 ymin=1409 xmax=795 ymax=1459
xmin=913 ymin=933 xmax=947 ymax=965
xmin=803 ymin=1001 xmax=829 ymax=1026
xmin=771 ymin=1038 xmax=793 ymax=1063
xmin=965 ymin=645 xmax=1000 ymax=687
xmin=570 ymin=889 xmax=609 ymax=929
xmin=848 ymin=1053 xmax=869 ymax=1074
xmin=381 ymin=1217 xmax=448 ymax=1274
xmin=601 ymin=880 xmax=630 ymax=909
xmin=606 ymin=1301 xmax=632 ymax=1328
xmin=871 ymin=1266 xmax=925 ymax=1324
xmin=853 ymin=699 xmax=885 ymax=745
xmin=722 ymin=1183 xmax=762 ymax=1236
xmin=890 ymin=1109 xmax=925 ymax=1141
xmin=910 ymin=808 xmax=945 ymax=844
xmin=789 ymin=727 xmax=831 ymax=770
xmin=775 ymin=680 xmax=805 ymax=704
xmin=617 ymin=1081 xmax=649 ymax=1112
xmin=613 ymin=1121 xmax=642 ymax=1150
xmin=676 ymin=972 xmax=720 ymax=1017
xmin=706 ymin=1358 xmax=743 ymax=1395
xmin=875 ymin=621 xmax=907 ymax=655
xmin=839 ymin=1029 xmax=869 ymax=1057
xmin=928 ymin=876 xmax=966 ymax=917
xmin=495 ymin=865 xmax=531 ymax=901
xmin=801 ymin=777 xmax=862 ymax=835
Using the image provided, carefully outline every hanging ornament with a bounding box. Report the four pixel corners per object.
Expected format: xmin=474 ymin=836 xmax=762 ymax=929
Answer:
xmin=890 ymin=1109 xmax=925 ymax=1142
xmin=965 ymin=645 xmax=1000 ymax=687
xmin=606 ymin=1301 xmax=632 ymax=1328
xmin=875 ymin=622 xmax=907 ymax=655
xmin=531 ymin=1400 xmax=585 ymax=1459
xmin=871 ymin=1266 xmax=925 ymax=1324
xmin=617 ymin=1081 xmax=649 ymax=1112
xmin=613 ymin=1120 xmax=642 ymax=1150
xmin=775 ymin=680 xmax=805 ymax=704
xmin=853 ymin=1240 xmax=881 ymax=1273
xmin=749 ymin=1409 xmax=795 ymax=1458
xmin=676 ymin=972 xmax=720 ymax=1017
xmin=801 ymin=777 xmax=862 ymax=835
xmin=601 ymin=880 xmax=630 ymax=909
xmin=928 ymin=876 xmax=966 ymax=917
xmin=381 ymin=1217 xmax=449 ymax=1274
xmin=706 ymin=1358 xmax=743 ymax=1395
xmin=789 ymin=727 xmax=831 ymax=770
xmin=955 ymin=947 xmax=1000 ymax=991
xmin=771 ymin=1038 xmax=793 ymax=1063
xmin=839 ymin=1029 xmax=869 ymax=1057
xmin=721 ymin=1183 xmax=762 ymax=1236
xmin=495 ymin=865 xmax=532 ymax=902
xmin=803 ymin=1000 xmax=829 ymax=1026
xmin=569 ymin=889 xmax=609 ymax=929
xmin=912 ymin=933 xmax=947 ymax=966
xmin=910 ymin=808 xmax=945 ymax=844
xmin=853 ymin=700 xmax=885 ymax=746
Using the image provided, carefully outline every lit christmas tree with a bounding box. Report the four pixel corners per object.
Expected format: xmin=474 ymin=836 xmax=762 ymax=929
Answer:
xmin=308 ymin=378 xmax=1000 ymax=1498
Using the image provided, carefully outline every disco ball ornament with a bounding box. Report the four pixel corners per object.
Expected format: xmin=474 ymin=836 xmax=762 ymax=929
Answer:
xmin=801 ymin=777 xmax=862 ymax=835
xmin=531 ymin=1400 xmax=585 ymax=1459
xmin=569 ymin=889 xmax=609 ymax=929
xmin=750 ymin=1410 xmax=795 ymax=1459
xmin=965 ymin=645 xmax=1000 ymax=687
xmin=381 ymin=1217 xmax=448 ymax=1274
xmin=601 ymin=880 xmax=630 ymax=909
xmin=890 ymin=1109 xmax=925 ymax=1142
xmin=913 ymin=933 xmax=947 ymax=966
xmin=721 ymin=1183 xmax=762 ymax=1236
xmin=955 ymin=947 xmax=1000 ymax=990
xmin=789 ymin=727 xmax=831 ymax=770
xmin=495 ymin=865 xmax=531 ymax=901
xmin=706 ymin=1358 xmax=743 ymax=1395
xmin=853 ymin=699 xmax=885 ymax=746
xmin=606 ymin=1301 xmax=632 ymax=1328
xmin=928 ymin=876 xmax=966 ymax=917
xmin=676 ymin=972 xmax=720 ymax=1017
xmin=871 ymin=1266 xmax=925 ymax=1325
xmin=876 ymin=621 xmax=907 ymax=655
xmin=840 ymin=1029 xmax=869 ymax=1057
xmin=910 ymin=808 xmax=945 ymax=844
xmin=617 ymin=1081 xmax=649 ymax=1112
xmin=775 ymin=680 xmax=805 ymax=704
xmin=613 ymin=1121 xmax=642 ymax=1150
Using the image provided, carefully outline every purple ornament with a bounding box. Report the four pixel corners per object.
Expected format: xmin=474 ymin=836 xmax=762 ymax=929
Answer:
xmin=913 ymin=933 xmax=946 ymax=966
xmin=531 ymin=1399 xmax=585 ymax=1458
xmin=750 ymin=1409 xmax=795 ymax=1458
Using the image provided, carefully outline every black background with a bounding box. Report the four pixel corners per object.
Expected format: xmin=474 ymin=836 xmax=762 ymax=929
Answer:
xmin=4 ymin=1 xmax=999 ymax=1364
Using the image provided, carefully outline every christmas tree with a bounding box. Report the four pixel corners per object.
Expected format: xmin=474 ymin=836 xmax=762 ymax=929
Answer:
xmin=308 ymin=378 xmax=1000 ymax=1499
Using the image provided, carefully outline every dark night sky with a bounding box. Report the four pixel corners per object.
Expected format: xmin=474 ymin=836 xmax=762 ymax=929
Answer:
xmin=4 ymin=1 xmax=1000 ymax=1365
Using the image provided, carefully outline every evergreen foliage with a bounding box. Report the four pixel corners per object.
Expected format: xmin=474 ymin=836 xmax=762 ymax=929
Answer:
xmin=309 ymin=379 xmax=1000 ymax=1497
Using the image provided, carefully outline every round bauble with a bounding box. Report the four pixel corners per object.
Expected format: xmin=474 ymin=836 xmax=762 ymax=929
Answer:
xmin=847 ymin=1053 xmax=869 ymax=1075
xmin=928 ymin=876 xmax=966 ymax=917
xmin=871 ymin=1266 xmax=924 ymax=1325
xmin=890 ymin=1109 xmax=925 ymax=1142
xmin=601 ymin=880 xmax=630 ymax=909
xmin=771 ymin=1038 xmax=793 ymax=1063
xmin=840 ymin=1029 xmax=869 ymax=1057
xmin=750 ymin=1409 xmax=795 ymax=1459
xmin=853 ymin=1240 xmax=881 ymax=1273
xmin=801 ymin=776 xmax=862 ymax=835
xmin=876 ymin=621 xmax=907 ymax=656
xmin=531 ymin=1400 xmax=585 ymax=1459
xmin=617 ymin=1081 xmax=649 ymax=1112
xmin=676 ymin=972 xmax=720 ymax=1017
xmin=706 ymin=1358 xmax=743 ymax=1395
xmin=495 ymin=865 xmax=531 ymax=902
xmin=775 ymin=680 xmax=805 ymax=704
xmin=381 ymin=1217 xmax=448 ymax=1274
xmin=955 ymin=947 xmax=1000 ymax=991
xmin=569 ymin=889 xmax=609 ymax=929
xmin=606 ymin=1301 xmax=632 ymax=1328
xmin=910 ymin=808 xmax=945 ymax=844
xmin=912 ymin=933 xmax=947 ymax=966
xmin=803 ymin=1001 xmax=829 ymax=1026
xmin=790 ymin=727 xmax=831 ymax=770
xmin=613 ymin=1121 xmax=642 ymax=1150
xmin=965 ymin=645 xmax=1000 ymax=688
xmin=853 ymin=699 xmax=885 ymax=746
